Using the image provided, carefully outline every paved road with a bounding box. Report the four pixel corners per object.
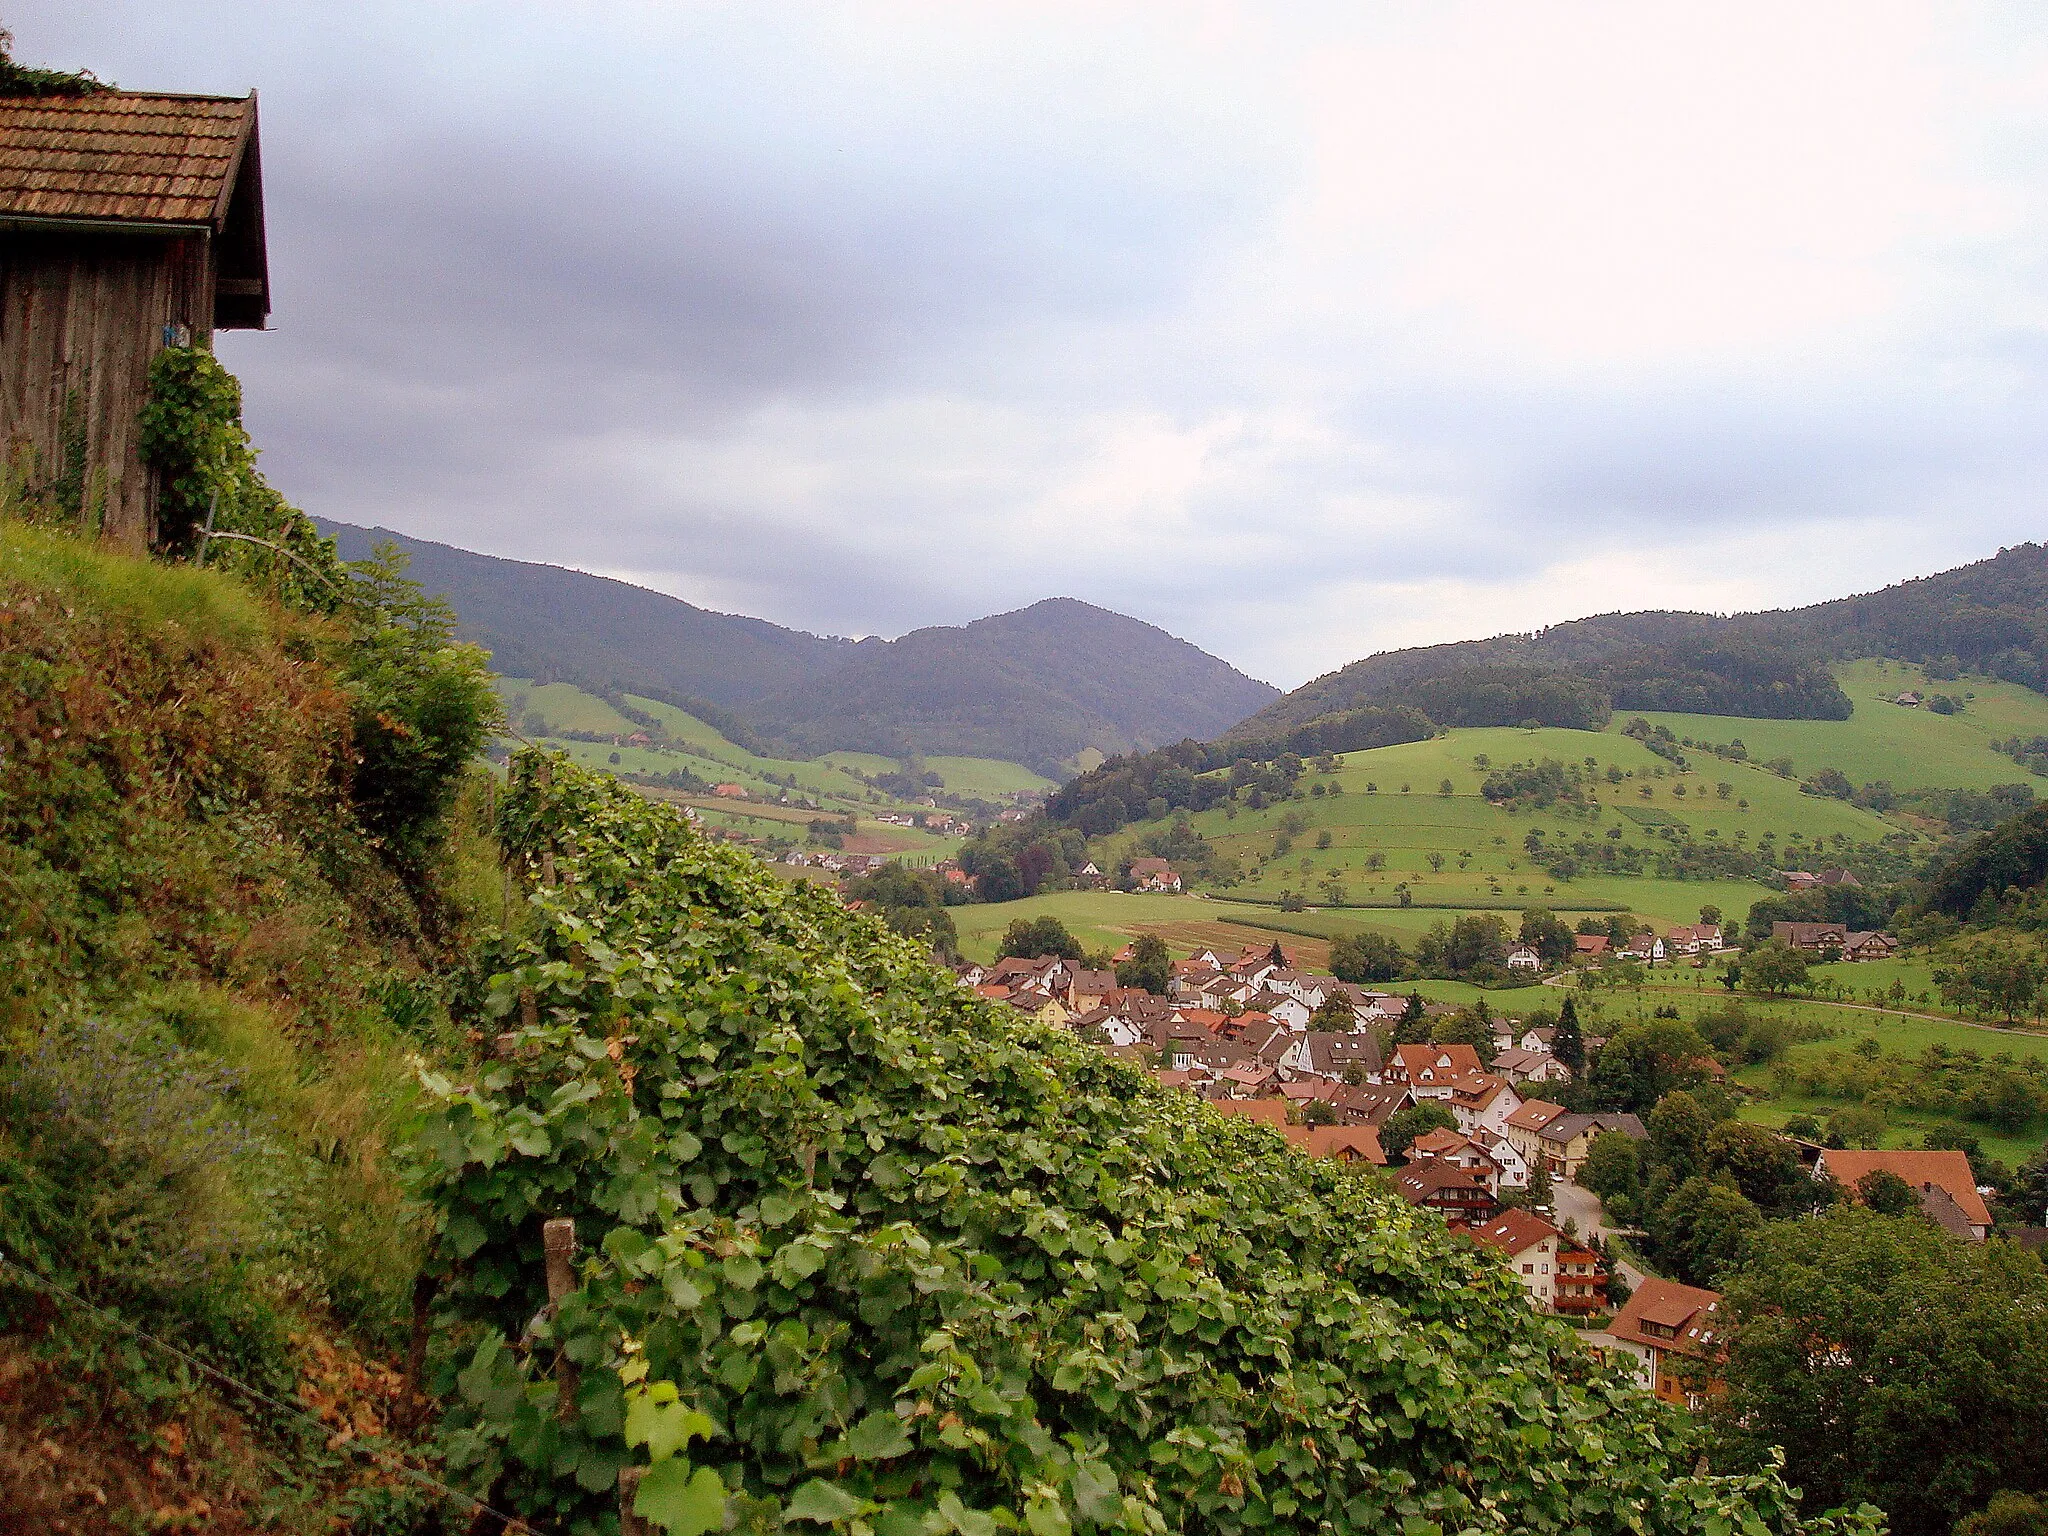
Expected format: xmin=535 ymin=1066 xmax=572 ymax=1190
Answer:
xmin=1551 ymin=1177 xmax=1646 ymax=1290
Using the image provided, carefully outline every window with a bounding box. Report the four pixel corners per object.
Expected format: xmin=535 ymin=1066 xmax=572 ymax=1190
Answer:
xmin=1522 ymin=1264 xmax=1534 ymax=1274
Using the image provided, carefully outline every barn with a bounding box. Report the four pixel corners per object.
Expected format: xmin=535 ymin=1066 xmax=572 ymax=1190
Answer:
xmin=0 ymin=86 xmax=269 ymax=549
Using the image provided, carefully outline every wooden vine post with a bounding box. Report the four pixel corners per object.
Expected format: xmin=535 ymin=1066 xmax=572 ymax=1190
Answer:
xmin=618 ymin=1466 xmax=648 ymax=1536
xmin=543 ymin=1217 xmax=579 ymax=1419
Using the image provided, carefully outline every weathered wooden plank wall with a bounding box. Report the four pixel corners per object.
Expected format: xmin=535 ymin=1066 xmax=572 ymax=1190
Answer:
xmin=0 ymin=229 xmax=215 ymax=550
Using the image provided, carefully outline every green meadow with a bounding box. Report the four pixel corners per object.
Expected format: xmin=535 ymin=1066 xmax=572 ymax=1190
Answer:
xmin=494 ymin=677 xmax=1045 ymax=822
xmin=1624 ymin=658 xmax=2048 ymax=793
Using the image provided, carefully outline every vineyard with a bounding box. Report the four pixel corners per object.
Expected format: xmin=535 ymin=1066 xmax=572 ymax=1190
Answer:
xmin=411 ymin=751 xmax=1874 ymax=1536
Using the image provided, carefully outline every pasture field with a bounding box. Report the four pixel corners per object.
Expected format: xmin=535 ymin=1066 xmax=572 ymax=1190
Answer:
xmin=1621 ymin=658 xmax=2048 ymax=793
xmin=493 ymin=678 xmax=1047 ymax=821
xmin=1095 ymin=722 xmax=1927 ymax=929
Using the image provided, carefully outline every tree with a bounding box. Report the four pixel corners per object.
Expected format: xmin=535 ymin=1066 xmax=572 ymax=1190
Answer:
xmin=1742 ymin=939 xmax=1810 ymax=997
xmin=1552 ymin=994 xmax=1586 ymax=1072
xmin=1114 ymin=933 xmax=1170 ymax=994
xmin=1578 ymin=1131 xmax=1642 ymax=1217
xmin=1525 ymin=1160 xmax=1554 ymax=1211
xmin=998 ymin=916 xmax=1083 ymax=961
xmin=1711 ymin=1208 xmax=2048 ymax=1536
xmin=1826 ymin=1105 xmax=1887 ymax=1149
xmin=1431 ymin=1008 xmax=1499 ymax=1066
xmin=1393 ymin=991 xmax=1431 ymax=1045
xmin=1648 ymin=1091 xmax=1716 ymax=1185
xmin=1957 ymin=1493 xmax=2048 ymax=1536
xmin=1380 ymin=1101 xmax=1458 ymax=1161
xmin=1328 ymin=930 xmax=1406 ymax=983
xmin=1699 ymin=904 xmax=1723 ymax=927
xmin=1589 ymin=1019 xmax=1712 ymax=1114
xmin=1855 ymin=1168 xmax=1918 ymax=1217
xmin=1932 ymin=935 xmax=2045 ymax=1022
xmin=1519 ymin=906 xmax=1575 ymax=965
xmin=1705 ymin=1121 xmax=1808 ymax=1215
xmin=1649 ymin=1175 xmax=1760 ymax=1287
xmin=1301 ymin=1098 xmax=1338 ymax=1127
xmin=1310 ymin=992 xmax=1358 ymax=1031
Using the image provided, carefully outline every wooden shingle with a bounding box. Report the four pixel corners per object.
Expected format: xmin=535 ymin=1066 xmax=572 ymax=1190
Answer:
xmin=0 ymin=90 xmax=254 ymax=228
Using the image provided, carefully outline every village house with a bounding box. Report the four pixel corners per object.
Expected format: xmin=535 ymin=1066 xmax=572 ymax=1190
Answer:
xmin=1596 ymin=1278 xmax=1728 ymax=1408
xmin=1502 ymin=1101 xmax=1647 ymax=1180
xmin=1278 ymin=1123 xmax=1386 ymax=1165
xmin=1505 ymin=946 xmax=1544 ymax=974
xmin=1448 ymin=1073 xmax=1524 ymax=1137
xmin=1128 ymin=857 xmax=1182 ymax=892
xmin=1662 ymin=924 xmax=1723 ymax=956
xmin=1470 ymin=1126 xmax=1531 ymax=1189
xmin=1 ymin=87 xmax=271 ymax=550
xmin=1384 ymin=1044 xmax=1486 ymax=1099
xmin=1772 ymin=920 xmax=1847 ymax=954
xmin=1573 ymin=934 xmax=1610 ymax=960
xmin=1617 ymin=931 xmax=1666 ymax=965
xmin=1408 ymin=1127 xmax=1503 ymax=1193
xmin=1065 ymin=969 xmax=1116 ymax=1014
xmin=1469 ymin=1210 xmax=1607 ymax=1315
xmin=1395 ymin=1160 xmax=1497 ymax=1228
xmin=712 ymin=782 xmax=750 ymax=798
xmin=1490 ymin=1046 xmax=1571 ymax=1086
xmin=1276 ymin=1031 xmax=1386 ymax=1083
xmin=1816 ymin=1148 xmax=1992 ymax=1240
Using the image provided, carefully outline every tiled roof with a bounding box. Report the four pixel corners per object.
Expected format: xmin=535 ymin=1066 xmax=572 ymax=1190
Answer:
xmin=0 ymin=90 xmax=254 ymax=227
xmin=1820 ymin=1148 xmax=1992 ymax=1229
xmin=1470 ymin=1209 xmax=1561 ymax=1256
xmin=1606 ymin=1277 xmax=1726 ymax=1360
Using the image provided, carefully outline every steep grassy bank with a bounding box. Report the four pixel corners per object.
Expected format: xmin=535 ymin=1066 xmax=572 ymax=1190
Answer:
xmin=0 ymin=522 xmax=500 ymax=1532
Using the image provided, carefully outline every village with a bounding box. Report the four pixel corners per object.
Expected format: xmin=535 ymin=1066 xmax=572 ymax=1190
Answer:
xmin=960 ymin=935 xmax=2000 ymax=1408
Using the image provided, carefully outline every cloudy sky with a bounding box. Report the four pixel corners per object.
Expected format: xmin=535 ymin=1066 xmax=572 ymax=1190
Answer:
xmin=22 ymin=3 xmax=2048 ymax=687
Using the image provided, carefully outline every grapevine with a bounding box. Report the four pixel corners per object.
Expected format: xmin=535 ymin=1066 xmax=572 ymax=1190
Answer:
xmin=408 ymin=751 xmax=1880 ymax=1536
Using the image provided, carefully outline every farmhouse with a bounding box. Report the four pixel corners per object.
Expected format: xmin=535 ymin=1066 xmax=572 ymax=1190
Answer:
xmin=1772 ymin=921 xmax=1848 ymax=955
xmin=1128 ymin=857 xmax=1182 ymax=892
xmin=1 ymin=85 xmax=269 ymax=549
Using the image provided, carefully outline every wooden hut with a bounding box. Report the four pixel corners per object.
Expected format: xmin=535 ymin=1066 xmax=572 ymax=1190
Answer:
xmin=0 ymin=89 xmax=269 ymax=549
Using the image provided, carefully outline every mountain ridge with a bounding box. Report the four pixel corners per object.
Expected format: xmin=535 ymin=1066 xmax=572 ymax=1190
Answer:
xmin=1225 ymin=543 xmax=2048 ymax=748
xmin=320 ymin=521 xmax=1276 ymax=774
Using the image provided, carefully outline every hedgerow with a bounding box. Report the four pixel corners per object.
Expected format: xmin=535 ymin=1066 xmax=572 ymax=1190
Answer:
xmin=412 ymin=752 xmax=1879 ymax=1536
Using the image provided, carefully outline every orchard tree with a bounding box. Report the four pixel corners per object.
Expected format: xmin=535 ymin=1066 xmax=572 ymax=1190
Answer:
xmin=1742 ymin=940 xmax=1810 ymax=997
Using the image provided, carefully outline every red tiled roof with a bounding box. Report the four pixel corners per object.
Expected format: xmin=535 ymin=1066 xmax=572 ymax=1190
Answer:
xmin=1819 ymin=1149 xmax=1992 ymax=1229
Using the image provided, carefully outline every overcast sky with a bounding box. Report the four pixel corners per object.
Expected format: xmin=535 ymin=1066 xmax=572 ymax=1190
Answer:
xmin=23 ymin=3 xmax=2048 ymax=687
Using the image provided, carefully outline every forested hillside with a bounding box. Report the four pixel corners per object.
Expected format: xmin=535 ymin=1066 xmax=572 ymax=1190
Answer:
xmin=747 ymin=596 xmax=1277 ymax=772
xmin=323 ymin=523 xmax=1274 ymax=774
xmin=1225 ymin=543 xmax=2048 ymax=752
xmin=321 ymin=521 xmax=850 ymax=714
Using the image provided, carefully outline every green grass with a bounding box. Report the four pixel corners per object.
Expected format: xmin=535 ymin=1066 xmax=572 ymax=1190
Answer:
xmin=1622 ymin=658 xmax=2048 ymax=793
xmin=493 ymin=679 xmax=1049 ymax=816
xmin=1099 ymin=723 xmax=1924 ymax=930
xmin=0 ymin=520 xmax=275 ymax=647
